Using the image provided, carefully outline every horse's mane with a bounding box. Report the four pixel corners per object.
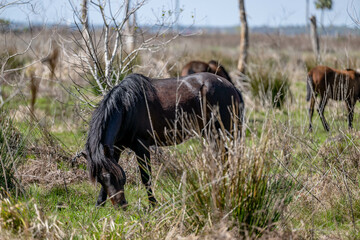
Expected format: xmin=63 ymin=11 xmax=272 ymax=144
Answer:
xmin=85 ymin=73 xmax=155 ymax=182
xmin=208 ymin=60 xmax=233 ymax=83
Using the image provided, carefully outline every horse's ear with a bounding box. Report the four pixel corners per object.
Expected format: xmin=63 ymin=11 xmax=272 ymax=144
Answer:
xmin=103 ymin=145 xmax=111 ymax=158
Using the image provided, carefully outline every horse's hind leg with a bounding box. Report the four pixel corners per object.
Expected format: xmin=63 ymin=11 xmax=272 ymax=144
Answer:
xmin=318 ymin=96 xmax=329 ymax=131
xmin=308 ymin=96 xmax=315 ymax=132
xmin=133 ymin=140 xmax=157 ymax=206
xmin=95 ymin=148 xmax=122 ymax=207
xmin=346 ymin=99 xmax=355 ymax=129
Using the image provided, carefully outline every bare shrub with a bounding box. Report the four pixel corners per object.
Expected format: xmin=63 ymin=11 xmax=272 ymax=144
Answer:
xmin=67 ymin=0 xmax=182 ymax=108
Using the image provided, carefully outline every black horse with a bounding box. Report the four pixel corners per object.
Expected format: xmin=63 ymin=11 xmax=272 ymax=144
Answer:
xmin=85 ymin=72 xmax=244 ymax=208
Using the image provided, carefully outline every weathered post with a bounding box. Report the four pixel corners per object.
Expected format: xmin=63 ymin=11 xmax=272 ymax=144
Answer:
xmin=237 ymin=0 xmax=248 ymax=75
xmin=310 ymin=15 xmax=320 ymax=63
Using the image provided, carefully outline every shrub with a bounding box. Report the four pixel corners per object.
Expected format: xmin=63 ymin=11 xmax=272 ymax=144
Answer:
xmin=0 ymin=194 xmax=64 ymax=239
xmin=0 ymin=109 xmax=26 ymax=192
xmin=248 ymin=61 xmax=290 ymax=108
xmin=0 ymin=195 xmax=29 ymax=234
xmin=304 ymin=56 xmax=317 ymax=73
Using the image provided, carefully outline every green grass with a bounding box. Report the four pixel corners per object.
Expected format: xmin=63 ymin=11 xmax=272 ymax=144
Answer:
xmin=23 ymin=182 xmax=156 ymax=238
xmin=3 ymin=77 xmax=359 ymax=238
xmin=52 ymin=128 xmax=86 ymax=152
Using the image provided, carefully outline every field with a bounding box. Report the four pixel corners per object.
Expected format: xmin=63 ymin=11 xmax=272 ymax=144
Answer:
xmin=1 ymin=27 xmax=360 ymax=239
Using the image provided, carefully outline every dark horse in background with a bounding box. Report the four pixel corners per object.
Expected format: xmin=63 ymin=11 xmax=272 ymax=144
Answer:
xmin=181 ymin=60 xmax=233 ymax=84
xmin=307 ymin=65 xmax=360 ymax=131
xmin=85 ymin=72 xmax=244 ymax=208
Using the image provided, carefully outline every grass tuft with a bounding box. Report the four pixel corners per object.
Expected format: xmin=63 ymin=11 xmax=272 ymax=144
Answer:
xmin=248 ymin=61 xmax=290 ymax=108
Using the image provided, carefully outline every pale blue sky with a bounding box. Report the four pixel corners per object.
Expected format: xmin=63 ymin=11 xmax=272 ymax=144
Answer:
xmin=1 ymin=0 xmax=359 ymax=27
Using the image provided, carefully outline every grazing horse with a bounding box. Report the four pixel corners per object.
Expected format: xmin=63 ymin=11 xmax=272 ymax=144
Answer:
xmin=85 ymin=72 xmax=244 ymax=208
xmin=181 ymin=60 xmax=233 ymax=84
xmin=307 ymin=65 xmax=360 ymax=131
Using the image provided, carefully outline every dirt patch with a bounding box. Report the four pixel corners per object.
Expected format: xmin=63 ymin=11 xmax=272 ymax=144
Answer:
xmin=17 ymin=158 xmax=87 ymax=188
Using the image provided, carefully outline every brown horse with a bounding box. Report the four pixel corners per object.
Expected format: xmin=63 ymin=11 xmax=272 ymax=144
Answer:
xmin=85 ymin=72 xmax=244 ymax=208
xmin=181 ymin=60 xmax=233 ymax=84
xmin=307 ymin=65 xmax=360 ymax=131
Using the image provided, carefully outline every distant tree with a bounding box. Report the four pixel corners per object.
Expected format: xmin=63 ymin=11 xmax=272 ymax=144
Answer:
xmin=306 ymin=0 xmax=310 ymax=30
xmin=124 ymin=0 xmax=136 ymax=53
xmin=237 ymin=0 xmax=248 ymax=75
xmin=314 ymin=0 xmax=332 ymax=28
xmin=0 ymin=18 xmax=10 ymax=32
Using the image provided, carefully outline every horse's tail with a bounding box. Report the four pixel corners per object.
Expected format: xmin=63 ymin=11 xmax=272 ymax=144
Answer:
xmin=234 ymin=87 xmax=245 ymax=136
xmin=85 ymin=92 xmax=125 ymax=183
xmin=306 ymin=73 xmax=313 ymax=102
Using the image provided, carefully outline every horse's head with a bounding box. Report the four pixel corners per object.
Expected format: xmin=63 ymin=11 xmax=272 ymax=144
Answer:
xmin=98 ymin=145 xmax=128 ymax=209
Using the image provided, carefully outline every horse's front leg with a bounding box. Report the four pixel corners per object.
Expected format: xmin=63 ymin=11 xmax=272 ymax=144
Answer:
xmin=132 ymin=140 xmax=157 ymax=206
xmin=346 ymin=99 xmax=355 ymax=129
xmin=95 ymin=148 xmax=123 ymax=207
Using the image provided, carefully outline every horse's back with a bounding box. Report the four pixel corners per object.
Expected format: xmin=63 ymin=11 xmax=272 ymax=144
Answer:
xmin=181 ymin=61 xmax=209 ymax=77
xmin=150 ymin=72 xmax=243 ymax=131
xmin=155 ymin=72 xmax=235 ymax=93
xmin=309 ymin=65 xmax=359 ymax=100
xmin=178 ymin=73 xmax=243 ymax=120
xmin=151 ymin=73 xmax=235 ymax=105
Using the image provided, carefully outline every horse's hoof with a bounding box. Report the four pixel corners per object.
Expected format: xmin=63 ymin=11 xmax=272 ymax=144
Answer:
xmin=120 ymin=204 xmax=128 ymax=210
xmin=149 ymin=198 xmax=158 ymax=208
xmin=120 ymin=200 xmax=128 ymax=210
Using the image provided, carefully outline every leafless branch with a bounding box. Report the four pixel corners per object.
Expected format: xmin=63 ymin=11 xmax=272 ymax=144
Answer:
xmin=65 ymin=0 xmax=184 ymax=108
xmin=0 ymin=0 xmax=29 ymax=10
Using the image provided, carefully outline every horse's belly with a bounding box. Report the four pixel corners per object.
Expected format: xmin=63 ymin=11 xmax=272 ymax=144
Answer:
xmin=329 ymin=88 xmax=354 ymax=101
xmin=151 ymin=110 xmax=203 ymax=145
